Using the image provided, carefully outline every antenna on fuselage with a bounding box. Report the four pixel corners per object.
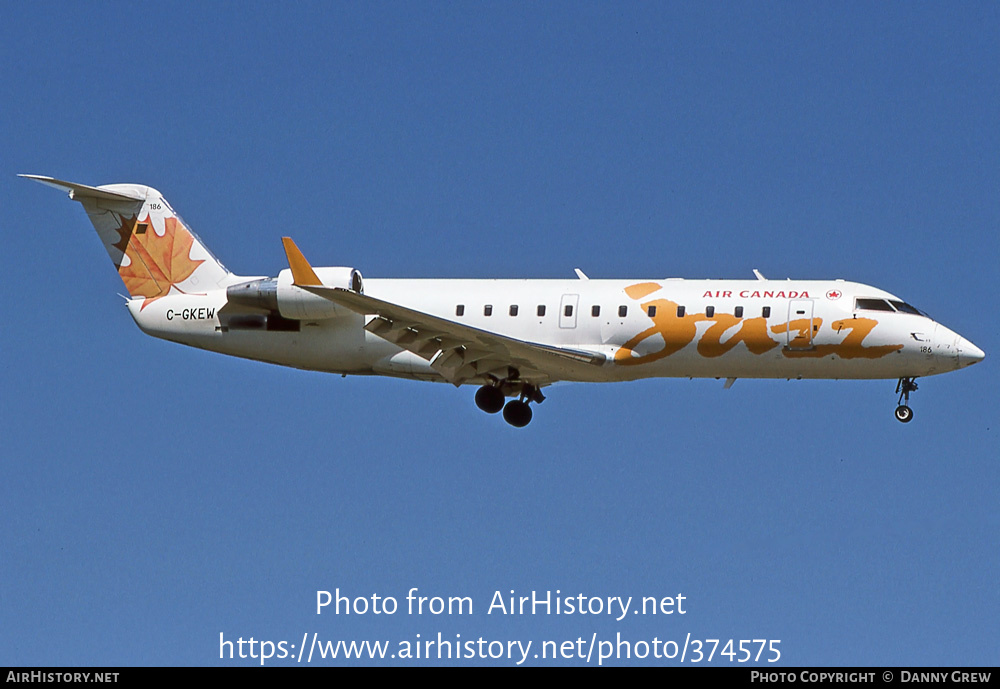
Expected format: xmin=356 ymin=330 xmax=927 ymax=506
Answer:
xmin=752 ymin=269 xmax=766 ymax=281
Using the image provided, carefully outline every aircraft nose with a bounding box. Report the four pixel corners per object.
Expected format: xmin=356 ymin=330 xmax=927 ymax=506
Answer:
xmin=956 ymin=336 xmax=985 ymax=367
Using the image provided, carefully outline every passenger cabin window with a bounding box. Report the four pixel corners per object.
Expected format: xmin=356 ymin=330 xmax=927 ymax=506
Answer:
xmin=762 ymin=306 xmax=771 ymax=318
xmin=455 ymin=305 xmax=465 ymax=317
xmin=618 ymin=305 xmax=627 ymax=317
xmin=564 ymin=304 xmax=574 ymax=317
xmin=855 ymin=298 xmax=895 ymax=312
xmin=592 ymin=305 xmax=600 ymax=317
xmin=734 ymin=306 xmax=743 ymax=317
xmin=706 ymin=306 xmax=715 ymax=317
xmin=537 ymin=305 xmax=546 ymax=317
xmin=509 ymin=305 xmax=518 ymax=317
xmin=484 ymin=305 xmax=493 ymax=316
xmin=676 ymin=306 xmax=685 ymax=317
xmin=648 ymin=305 xmax=657 ymax=317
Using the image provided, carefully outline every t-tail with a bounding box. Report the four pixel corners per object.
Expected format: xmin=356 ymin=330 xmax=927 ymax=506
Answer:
xmin=20 ymin=175 xmax=238 ymax=300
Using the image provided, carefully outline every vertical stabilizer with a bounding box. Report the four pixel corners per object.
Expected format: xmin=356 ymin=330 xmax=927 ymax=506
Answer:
xmin=21 ymin=175 xmax=235 ymax=300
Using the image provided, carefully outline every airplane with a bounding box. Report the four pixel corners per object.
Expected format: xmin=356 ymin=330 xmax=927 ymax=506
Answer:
xmin=22 ymin=174 xmax=984 ymax=427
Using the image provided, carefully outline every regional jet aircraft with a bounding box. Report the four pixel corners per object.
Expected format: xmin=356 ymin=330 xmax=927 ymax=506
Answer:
xmin=23 ymin=175 xmax=984 ymax=427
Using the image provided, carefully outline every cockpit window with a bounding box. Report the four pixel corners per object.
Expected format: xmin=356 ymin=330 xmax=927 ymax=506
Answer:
xmin=855 ymin=297 xmax=926 ymax=316
xmin=855 ymin=298 xmax=895 ymax=312
xmin=889 ymin=300 xmax=922 ymax=315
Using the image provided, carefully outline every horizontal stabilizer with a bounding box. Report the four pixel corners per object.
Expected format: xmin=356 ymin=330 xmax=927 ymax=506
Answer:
xmin=19 ymin=174 xmax=145 ymax=202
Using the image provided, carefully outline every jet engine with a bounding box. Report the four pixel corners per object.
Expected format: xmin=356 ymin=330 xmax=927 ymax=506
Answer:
xmin=226 ymin=267 xmax=363 ymax=320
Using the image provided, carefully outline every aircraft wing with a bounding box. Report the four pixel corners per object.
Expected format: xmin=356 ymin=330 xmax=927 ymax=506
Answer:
xmin=282 ymin=238 xmax=606 ymax=386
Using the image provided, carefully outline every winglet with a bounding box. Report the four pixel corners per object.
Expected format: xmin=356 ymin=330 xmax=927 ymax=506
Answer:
xmin=282 ymin=237 xmax=322 ymax=286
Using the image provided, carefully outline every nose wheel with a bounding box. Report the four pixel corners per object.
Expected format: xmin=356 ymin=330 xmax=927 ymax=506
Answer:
xmin=894 ymin=377 xmax=918 ymax=423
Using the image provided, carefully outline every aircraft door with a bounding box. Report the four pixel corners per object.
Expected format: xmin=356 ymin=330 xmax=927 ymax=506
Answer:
xmin=559 ymin=294 xmax=579 ymax=329
xmin=786 ymin=299 xmax=815 ymax=350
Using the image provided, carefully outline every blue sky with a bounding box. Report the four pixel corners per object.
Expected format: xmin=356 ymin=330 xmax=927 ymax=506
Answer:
xmin=2 ymin=2 xmax=997 ymax=666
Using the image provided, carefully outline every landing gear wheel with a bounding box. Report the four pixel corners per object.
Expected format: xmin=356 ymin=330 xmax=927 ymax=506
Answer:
xmin=475 ymin=385 xmax=505 ymax=414
xmin=502 ymin=400 xmax=532 ymax=427
xmin=894 ymin=405 xmax=913 ymax=423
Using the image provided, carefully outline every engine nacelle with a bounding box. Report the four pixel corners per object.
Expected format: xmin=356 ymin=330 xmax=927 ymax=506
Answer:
xmin=276 ymin=267 xmax=363 ymax=320
xmin=226 ymin=267 xmax=362 ymax=320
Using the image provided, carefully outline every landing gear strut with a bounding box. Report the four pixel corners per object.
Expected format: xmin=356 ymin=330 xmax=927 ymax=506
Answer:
xmin=894 ymin=377 xmax=918 ymax=423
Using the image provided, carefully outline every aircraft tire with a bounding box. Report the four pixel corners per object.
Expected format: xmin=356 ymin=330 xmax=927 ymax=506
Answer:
xmin=894 ymin=405 xmax=913 ymax=423
xmin=475 ymin=385 xmax=505 ymax=414
xmin=503 ymin=400 xmax=532 ymax=427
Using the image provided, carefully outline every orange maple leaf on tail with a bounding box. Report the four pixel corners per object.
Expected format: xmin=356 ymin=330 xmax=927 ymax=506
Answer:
xmin=112 ymin=214 xmax=204 ymax=305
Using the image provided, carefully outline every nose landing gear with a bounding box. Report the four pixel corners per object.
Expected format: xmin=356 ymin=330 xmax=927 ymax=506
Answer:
xmin=894 ymin=377 xmax=918 ymax=423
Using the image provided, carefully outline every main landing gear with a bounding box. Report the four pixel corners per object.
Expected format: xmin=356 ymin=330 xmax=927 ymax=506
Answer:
xmin=474 ymin=385 xmax=505 ymax=414
xmin=475 ymin=379 xmax=544 ymax=428
xmin=894 ymin=377 xmax=918 ymax=423
xmin=502 ymin=399 xmax=532 ymax=428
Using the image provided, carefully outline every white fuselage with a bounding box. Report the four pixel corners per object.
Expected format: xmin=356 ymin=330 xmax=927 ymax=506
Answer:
xmin=22 ymin=174 xmax=984 ymax=425
xmin=127 ymin=276 xmax=982 ymax=384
